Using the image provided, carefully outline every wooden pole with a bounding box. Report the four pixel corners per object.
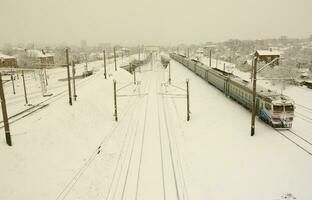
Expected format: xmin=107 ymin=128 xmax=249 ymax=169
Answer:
xmin=44 ymin=68 xmax=48 ymax=86
xmin=103 ymin=50 xmax=107 ymax=79
xmin=113 ymin=80 xmax=118 ymax=121
xmin=131 ymin=63 xmax=136 ymax=84
xmin=186 ymin=79 xmax=190 ymax=121
xmin=209 ymin=50 xmax=212 ymax=67
xmin=65 ymin=49 xmax=72 ymax=106
xmin=251 ymin=56 xmax=258 ymax=136
xmin=168 ymin=62 xmax=171 ymax=84
xmin=72 ymin=61 xmax=77 ymax=101
xmin=0 ymin=73 xmax=12 ymax=146
xmin=21 ymin=70 xmax=28 ymax=105
xmin=114 ymin=47 xmax=117 ymax=71
xmin=11 ymin=74 xmax=16 ymax=95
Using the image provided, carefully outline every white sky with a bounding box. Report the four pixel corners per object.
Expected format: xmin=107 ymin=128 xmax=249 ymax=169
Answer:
xmin=0 ymin=0 xmax=312 ymax=46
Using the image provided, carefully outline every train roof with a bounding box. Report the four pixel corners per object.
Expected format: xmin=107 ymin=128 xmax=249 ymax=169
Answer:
xmin=230 ymin=75 xmax=293 ymax=104
xmin=0 ymin=53 xmax=15 ymax=59
xmin=171 ymin=53 xmax=294 ymax=105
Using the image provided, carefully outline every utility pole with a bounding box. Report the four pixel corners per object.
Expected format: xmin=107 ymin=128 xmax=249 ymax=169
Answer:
xmin=113 ymin=80 xmax=118 ymax=121
xmin=209 ymin=50 xmax=212 ymax=67
xmin=131 ymin=63 xmax=136 ymax=84
xmin=223 ymin=63 xmax=226 ymax=73
xmin=168 ymin=62 xmax=172 ymax=84
xmin=114 ymin=47 xmax=117 ymax=71
xmin=0 ymin=73 xmax=12 ymax=146
xmin=65 ymin=48 xmax=72 ymax=106
xmin=44 ymin=68 xmax=48 ymax=86
xmin=72 ymin=61 xmax=77 ymax=101
xmin=21 ymin=70 xmax=28 ymax=105
xmin=251 ymin=56 xmax=258 ymax=136
xmin=11 ymin=74 xmax=15 ymax=94
xmin=150 ymin=52 xmax=153 ymax=71
xmin=186 ymin=79 xmax=190 ymax=121
xmin=103 ymin=50 xmax=107 ymax=79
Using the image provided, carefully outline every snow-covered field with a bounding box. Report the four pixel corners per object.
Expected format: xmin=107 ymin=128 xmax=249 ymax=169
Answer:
xmin=1 ymin=54 xmax=312 ymax=200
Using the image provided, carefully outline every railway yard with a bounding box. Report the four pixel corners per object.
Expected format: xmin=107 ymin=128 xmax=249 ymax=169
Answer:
xmin=0 ymin=53 xmax=312 ymax=200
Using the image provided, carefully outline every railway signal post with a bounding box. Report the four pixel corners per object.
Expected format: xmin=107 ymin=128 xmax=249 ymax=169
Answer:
xmin=103 ymin=50 xmax=107 ymax=79
xmin=0 ymin=73 xmax=12 ymax=146
xmin=65 ymin=48 xmax=73 ymax=106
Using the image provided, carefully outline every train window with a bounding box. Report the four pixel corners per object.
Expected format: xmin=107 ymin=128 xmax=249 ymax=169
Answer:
xmin=265 ymin=103 xmax=271 ymax=110
xmin=285 ymin=105 xmax=294 ymax=112
xmin=273 ymin=105 xmax=283 ymax=112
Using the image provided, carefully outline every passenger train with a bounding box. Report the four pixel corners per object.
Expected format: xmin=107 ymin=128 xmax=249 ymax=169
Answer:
xmin=170 ymin=53 xmax=295 ymax=129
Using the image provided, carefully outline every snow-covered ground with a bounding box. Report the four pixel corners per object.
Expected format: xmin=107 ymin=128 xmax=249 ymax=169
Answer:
xmin=1 ymin=54 xmax=312 ymax=200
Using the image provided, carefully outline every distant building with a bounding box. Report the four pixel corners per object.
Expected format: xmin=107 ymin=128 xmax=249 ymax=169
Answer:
xmin=145 ymin=46 xmax=159 ymax=52
xmin=255 ymin=49 xmax=281 ymax=66
xmin=203 ymin=44 xmax=217 ymax=56
xmin=0 ymin=53 xmax=17 ymax=68
xmin=26 ymin=49 xmax=54 ymax=65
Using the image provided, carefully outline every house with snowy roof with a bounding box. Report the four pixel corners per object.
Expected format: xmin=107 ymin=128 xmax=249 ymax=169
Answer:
xmin=26 ymin=49 xmax=54 ymax=65
xmin=0 ymin=52 xmax=17 ymax=68
xmin=254 ymin=49 xmax=281 ymax=66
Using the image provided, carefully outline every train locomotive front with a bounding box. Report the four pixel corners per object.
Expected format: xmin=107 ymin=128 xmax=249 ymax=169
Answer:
xmin=259 ymin=94 xmax=295 ymax=128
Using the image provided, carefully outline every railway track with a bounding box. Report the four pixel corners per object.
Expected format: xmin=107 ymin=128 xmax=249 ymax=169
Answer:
xmin=0 ymin=63 xmax=111 ymax=130
xmin=104 ymin=73 xmax=151 ymax=200
xmin=157 ymin=63 xmax=189 ymax=200
xmin=275 ymin=129 xmax=312 ymax=156
xmin=0 ymin=104 xmax=49 ymax=129
xmin=104 ymin=62 xmax=189 ymax=200
xmin=55 ymin=76 xmax=145 ymax=200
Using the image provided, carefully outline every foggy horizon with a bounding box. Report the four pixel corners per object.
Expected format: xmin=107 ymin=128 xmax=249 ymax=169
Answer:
xmin=1 ymin=0 xmax=312 ymax=47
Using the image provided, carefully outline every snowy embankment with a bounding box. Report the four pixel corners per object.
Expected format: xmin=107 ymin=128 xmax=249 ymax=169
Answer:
xmin=169 ymin=58 xmax=312 ymax=200
xmin=1 ymin=54 xmax=312 ymax=200
xmin=0 ymin=57 xmax=140 ymax=200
